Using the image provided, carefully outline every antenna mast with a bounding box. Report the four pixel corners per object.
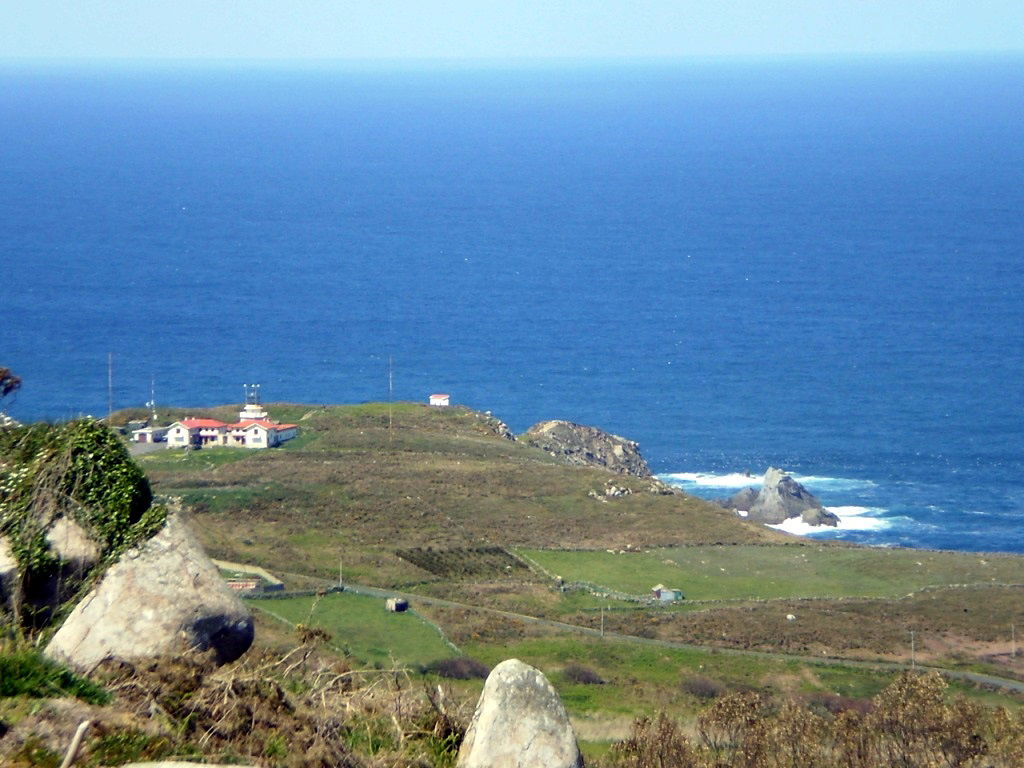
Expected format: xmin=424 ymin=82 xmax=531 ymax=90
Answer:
xmin=388 ymin=356 xmax=394 ymax=443
xmin=146 ymin=374 xmax=157 ymax=422
xmin=107 ymin=352 xmax=113 ymax=422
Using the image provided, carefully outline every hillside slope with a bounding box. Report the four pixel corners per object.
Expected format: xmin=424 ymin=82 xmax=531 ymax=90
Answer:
xmin=132 ymin=403 xmax=789 ymax=584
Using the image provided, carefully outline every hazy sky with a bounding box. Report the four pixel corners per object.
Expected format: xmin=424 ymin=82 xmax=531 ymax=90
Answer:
xmin=2 ymin=1 xmax=1023 ymax=61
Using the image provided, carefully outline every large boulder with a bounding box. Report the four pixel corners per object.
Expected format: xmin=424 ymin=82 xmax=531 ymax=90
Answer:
xmin=521 ymin=420 xmax=651 ymax=477
xmin=723 ymin=468 xmax=839 ymax=527
xmin=45 ymin=512 xmax=253 ymax=671
xmin=0 ymin=535 xmax=17 ymax=609
xmin=45 ymin=516 xmax=101 ymax=573
xmin=457 ymin=658 xmax=583 ymax=768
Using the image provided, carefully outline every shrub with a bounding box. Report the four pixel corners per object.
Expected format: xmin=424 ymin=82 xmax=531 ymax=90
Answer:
xmin=425 ymin=657 xmax=491 ymax=680
xmin=564 ymin=663 xmax=605 ymax=685
xmin=804 ymin=691 xmax=873 ymax=716
xmin=681 ymin=675 xmax=725 ymax=700
xmin=609 ymin=714 xmax=697 ymax=768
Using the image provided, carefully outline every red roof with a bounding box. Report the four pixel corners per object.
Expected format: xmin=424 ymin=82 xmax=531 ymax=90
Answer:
xmin=181 ymin=418 xmax=227 ymax=429
xmin=230 ymin=420 xmax=298 ymax=431
xmin=429 ymin=393 xmax=450 ymax=398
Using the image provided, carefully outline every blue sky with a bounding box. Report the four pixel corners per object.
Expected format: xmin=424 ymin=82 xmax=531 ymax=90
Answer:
xmin=2 ymin=1 xmax=1022 ymax=60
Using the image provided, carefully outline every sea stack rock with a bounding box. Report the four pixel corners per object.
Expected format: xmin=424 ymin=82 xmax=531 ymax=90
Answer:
xmin=521 ymin=420 xmax=651 ymax=477
xmin=457 ymin=658 xmax=584 ymax=768
xmin=45 ymin=512 xmax=254 ymax=671
xmin=724 ymin=468 xmax=839 ymax=527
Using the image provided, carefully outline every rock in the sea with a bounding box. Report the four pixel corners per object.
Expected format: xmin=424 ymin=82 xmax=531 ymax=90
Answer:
xmin=521 ymin=420 xmax=651 ymax=477
xmin=457 ymin=658 xmax=583 ymax=768
xmin=45 ymin=512 xmax=254 ymax=671
xmin=723 ymin=468 xmax=839 ymax=527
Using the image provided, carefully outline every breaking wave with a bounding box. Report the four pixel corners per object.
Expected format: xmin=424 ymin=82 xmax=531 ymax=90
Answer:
xmin=767 ymin=506 xmax=892 ymax=536
xmin=660 ymin=471 xmax=876 ymax=493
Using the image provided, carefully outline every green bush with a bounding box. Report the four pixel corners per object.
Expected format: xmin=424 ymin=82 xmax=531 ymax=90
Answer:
xmin=0 ymin=419 xmax=166 ymax=631
xmin=0 ymin=647 xmax=109 ymax=704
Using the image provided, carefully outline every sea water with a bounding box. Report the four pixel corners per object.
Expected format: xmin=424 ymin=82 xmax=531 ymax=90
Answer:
xmin=3 ymin=56 xmax=1022 ymax=552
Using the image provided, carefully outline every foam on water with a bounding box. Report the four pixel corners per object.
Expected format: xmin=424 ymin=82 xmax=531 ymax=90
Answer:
xmin=768 ymin=506 xmax=891 ymax=536
xmin=661 ymin=472 xmax=762 ymax=489
xmin=659 ymin=471 xmax=875 ymax=493
xmin=791 ymin=475 xmax=878 ymax=492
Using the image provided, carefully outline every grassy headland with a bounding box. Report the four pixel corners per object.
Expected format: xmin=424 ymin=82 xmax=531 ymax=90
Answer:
xmin=131 ymin=403 xmax=1024 ymax=714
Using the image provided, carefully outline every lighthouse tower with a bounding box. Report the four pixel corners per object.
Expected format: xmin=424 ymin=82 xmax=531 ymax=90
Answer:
xmin=239 ymin=383 xmax=269 ymax=421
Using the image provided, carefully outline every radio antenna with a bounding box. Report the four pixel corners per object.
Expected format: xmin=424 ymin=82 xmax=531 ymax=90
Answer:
xmin=107 ymin=352 xmax=113 ymax=422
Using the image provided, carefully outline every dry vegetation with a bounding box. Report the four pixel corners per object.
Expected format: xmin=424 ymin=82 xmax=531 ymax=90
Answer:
xmin=1 ymin=636 xmax=472 ymax=768
xmin=606 ymin=671 xmax=1024 ymax=768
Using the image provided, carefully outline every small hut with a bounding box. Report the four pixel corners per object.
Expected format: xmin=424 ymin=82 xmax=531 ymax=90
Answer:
xmin=386 ymin=597 xmax=409 ymax=612
xmin=651 ymin=584 xmax=684 ymax=602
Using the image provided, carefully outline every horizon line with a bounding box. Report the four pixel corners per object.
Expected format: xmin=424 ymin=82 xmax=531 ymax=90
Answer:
xmin=2 ymin=49 xmax=1023 ymax=70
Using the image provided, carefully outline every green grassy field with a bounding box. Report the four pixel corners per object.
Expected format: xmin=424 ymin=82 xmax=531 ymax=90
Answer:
xmin=247 ymin=592 xmax=458 ymax=668
xmin=520 ymin=546 xmax=1024 ymax=600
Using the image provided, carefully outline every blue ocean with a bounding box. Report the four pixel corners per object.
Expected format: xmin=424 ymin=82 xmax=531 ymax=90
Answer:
xmin=3 ymin=56 xmax=1022 ymax=552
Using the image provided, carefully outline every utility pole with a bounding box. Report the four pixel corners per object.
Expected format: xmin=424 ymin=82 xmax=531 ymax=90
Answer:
xmin=146 ymin=375 xmax=157 ymax=423
xmin=338 ymin=558 xmax=344 ymax=587
xmin=107 ymin=352 xmax=113 ymax=422
xmin=910 ymin=630 xmax=916 ymax=669
xmin=388 ymin=356 xmax=394 ymax=444
xmin=600 ymin=606 xmax=605 ymax=638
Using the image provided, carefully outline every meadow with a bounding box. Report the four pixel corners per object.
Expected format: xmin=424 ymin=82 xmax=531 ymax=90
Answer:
xmin=246 ymin=592 xmax=457 ymax=668
xmin=520 ymin=546 xmax=1024 ymax=601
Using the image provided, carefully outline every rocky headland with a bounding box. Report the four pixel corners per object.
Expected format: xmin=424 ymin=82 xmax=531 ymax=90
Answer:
xmin=520 ymin=419 xmax=652 ymax=477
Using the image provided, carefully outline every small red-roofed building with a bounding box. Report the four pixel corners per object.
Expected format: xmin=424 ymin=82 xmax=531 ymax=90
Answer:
xmin=429 ymin=393 xmax=450 ymax=407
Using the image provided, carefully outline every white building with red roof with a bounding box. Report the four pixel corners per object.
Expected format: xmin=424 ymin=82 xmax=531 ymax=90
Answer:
xmin=164 ymin=387 xmax=298 ymax=450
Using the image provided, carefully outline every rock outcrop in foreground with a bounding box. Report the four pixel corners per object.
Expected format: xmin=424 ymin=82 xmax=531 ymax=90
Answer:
xmin=46 ymin=511 xmax=254 ymax=671
xmin=722 ymin=467 xmax=839 ymax=527
xmin=521 ymin=420 xmax=651 ymax=477
xmin=457 ymin=658 xmax=583 ymax=768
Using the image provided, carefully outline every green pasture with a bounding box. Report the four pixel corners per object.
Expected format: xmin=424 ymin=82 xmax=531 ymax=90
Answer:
xmin=461 ymin=633 xmax=902 ymax=719
xmin=246 ymin=592 xmax=457 ymax=668
xmin=520 ymin=546 xmax=1024 ymax=601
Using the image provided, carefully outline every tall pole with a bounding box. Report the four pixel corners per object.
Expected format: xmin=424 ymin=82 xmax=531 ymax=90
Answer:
xmin=910 ymin=630 xmax=916 ymax=669
xmin=338 ymin=558 xmax=343 ymax=587
xmin=388 ymin=356 xmax=394 ymax=444
xmin=600 ymin=606 xmax=605 ymax=638
xmin=107 ymin=352 xmax=113 ymax=422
